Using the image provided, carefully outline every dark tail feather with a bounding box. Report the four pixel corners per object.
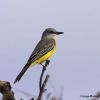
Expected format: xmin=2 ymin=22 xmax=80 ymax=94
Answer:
xmin=14 ymin=64 xmax=30 ymax=84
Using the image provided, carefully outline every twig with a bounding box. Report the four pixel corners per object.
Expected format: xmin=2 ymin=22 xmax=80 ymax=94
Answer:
xmin=37 ymin=75 xmax=50 ymax=100
xmin=40 ymin=60 xmax=50 ymax=90
xmin=39 ymin=65 xmax=46 ymax=90
xmin=37 ymin=60 xmax=50 ymax=100
xmin=0 ymin=80 xmax=15 ymax=100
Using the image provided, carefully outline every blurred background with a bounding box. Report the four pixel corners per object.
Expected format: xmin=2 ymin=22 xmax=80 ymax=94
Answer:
xmin=0 ymin=0 xmax=100 ymax=100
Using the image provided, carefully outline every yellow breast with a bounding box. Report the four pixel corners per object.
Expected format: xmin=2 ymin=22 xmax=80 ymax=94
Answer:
xmin=37 ymin=46 xmax=56 ymax=63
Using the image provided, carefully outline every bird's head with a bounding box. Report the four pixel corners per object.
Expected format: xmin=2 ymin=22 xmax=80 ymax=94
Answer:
xmin=41 ymin=28 xmax=64 ymax=39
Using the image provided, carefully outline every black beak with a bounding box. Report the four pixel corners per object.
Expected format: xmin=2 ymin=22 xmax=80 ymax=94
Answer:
xmin=56 ymin=32 xmax=64 ymax=35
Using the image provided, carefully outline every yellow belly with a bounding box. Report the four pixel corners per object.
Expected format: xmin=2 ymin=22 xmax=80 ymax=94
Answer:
xmin=30 ymin=47 xmax=56 ymax=66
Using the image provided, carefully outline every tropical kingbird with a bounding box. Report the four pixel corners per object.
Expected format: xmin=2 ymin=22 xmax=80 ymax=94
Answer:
xmin=14 ymin=28 xmax=63 ymax=83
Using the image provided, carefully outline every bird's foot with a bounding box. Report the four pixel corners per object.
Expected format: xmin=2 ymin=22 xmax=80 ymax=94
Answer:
xmin=45 ymin=60 xmax=50 ymax=66
xmin=40 ymin=60 xmax=50 ymax=70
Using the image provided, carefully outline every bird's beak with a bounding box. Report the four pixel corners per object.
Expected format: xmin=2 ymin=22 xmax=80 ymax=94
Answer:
xmin=56 ymin=32 xmax=64 ymax=35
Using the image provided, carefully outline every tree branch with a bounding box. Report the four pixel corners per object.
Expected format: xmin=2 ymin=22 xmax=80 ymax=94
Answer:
xmin=37 ymin=75 xmax=50 ymax=100
xmin=37 ymin=60 xmax=50 ymax=100
xmin=0 ymin=81 xmax=15 ymax=100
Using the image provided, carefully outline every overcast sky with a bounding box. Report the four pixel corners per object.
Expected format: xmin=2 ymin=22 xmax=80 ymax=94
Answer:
xmin=0 ymin=0 xmax=100 ymax=100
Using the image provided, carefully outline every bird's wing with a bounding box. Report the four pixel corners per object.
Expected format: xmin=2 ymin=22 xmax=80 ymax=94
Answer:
xmin=27 ymin=39 xmax=55 ymax=65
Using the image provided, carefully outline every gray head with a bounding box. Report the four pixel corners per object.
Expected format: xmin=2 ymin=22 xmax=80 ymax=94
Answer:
xmin=41 ymin=28 xmax=63 ymax=39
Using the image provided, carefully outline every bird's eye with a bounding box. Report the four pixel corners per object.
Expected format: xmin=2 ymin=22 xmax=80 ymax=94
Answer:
xmin=49 ymin=31 xmax=54 ymax=33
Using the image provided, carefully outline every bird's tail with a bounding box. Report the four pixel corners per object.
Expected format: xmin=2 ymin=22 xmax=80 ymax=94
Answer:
xmin=14 ymin=63 xmax=30 ymax=84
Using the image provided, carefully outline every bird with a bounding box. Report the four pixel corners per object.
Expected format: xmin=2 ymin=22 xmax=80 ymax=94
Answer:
xmin=14 ymin=28 xmax=63 ymax=83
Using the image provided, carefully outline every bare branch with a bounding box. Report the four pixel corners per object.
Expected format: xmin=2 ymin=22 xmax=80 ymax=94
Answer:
xmin=37 ymin=60 xmax=50 ymax=100
xmin=37 ymin=75 xmax=50 ymax=100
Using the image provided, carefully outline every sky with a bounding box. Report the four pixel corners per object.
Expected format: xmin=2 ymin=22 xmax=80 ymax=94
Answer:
xmin=0 ymin=0 xmax=100 ymax=100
